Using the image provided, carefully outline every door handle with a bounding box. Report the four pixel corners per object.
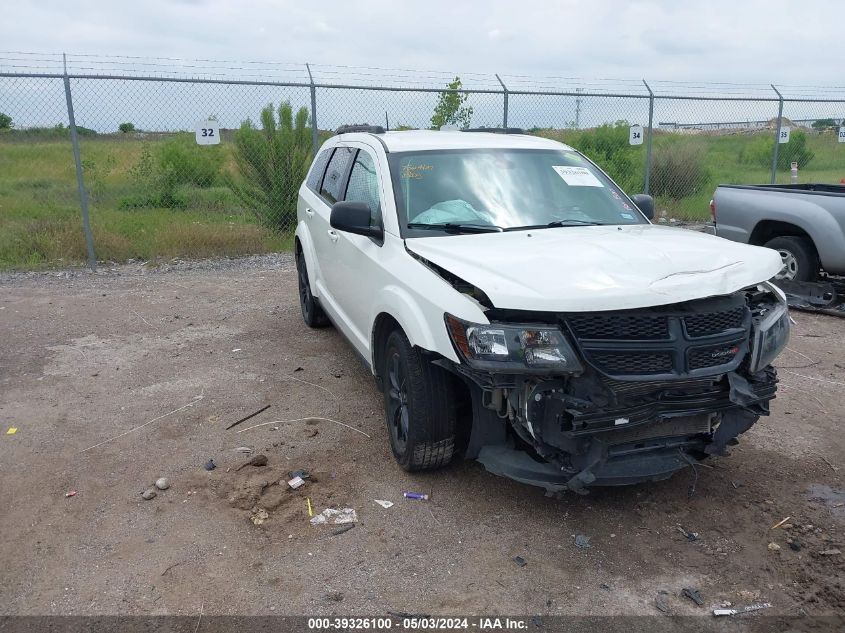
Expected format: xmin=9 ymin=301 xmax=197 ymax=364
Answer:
xmin=327 ymin=229 xmax=339 ymax=243
xmin=305 ymin=208 xmax=314 ymax=218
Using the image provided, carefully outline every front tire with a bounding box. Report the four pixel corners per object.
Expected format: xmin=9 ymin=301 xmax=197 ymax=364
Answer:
xmin=296 ymin=250 xmax=329 ymax=328
xmin=382 ymin=329 xmax=458 ymax=471
xmin=764 ymin=236 xmax=819 ymax=282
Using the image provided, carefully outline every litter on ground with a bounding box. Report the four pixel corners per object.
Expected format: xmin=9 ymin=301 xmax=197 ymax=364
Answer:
xmin=310 ymin=508 xmax=357 ymax=525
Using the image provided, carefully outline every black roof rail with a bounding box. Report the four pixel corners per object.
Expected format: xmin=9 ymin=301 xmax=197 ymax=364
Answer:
xmin=462 ymin=127 xmax=526 ymax=134
xmin=336 ymin=124 xmax=386 ymax=135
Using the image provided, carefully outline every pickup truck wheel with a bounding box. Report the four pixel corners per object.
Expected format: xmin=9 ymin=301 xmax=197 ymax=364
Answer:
xmin=296 ymin=251 xmax=329 ymax=328
xmin=382 ymin=329 xmax=457 ymax=471
xmin=764 ymin=236 xmax=819 ymax=282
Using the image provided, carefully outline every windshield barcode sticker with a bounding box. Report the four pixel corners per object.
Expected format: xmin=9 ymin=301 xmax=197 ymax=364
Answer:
xmin=553 ymin=166 xmax=603 ymax=187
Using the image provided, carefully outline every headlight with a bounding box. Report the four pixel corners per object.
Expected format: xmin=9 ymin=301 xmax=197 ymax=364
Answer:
xmin=748 ymin=297 xmax=790 ymax=373
xmin=445 ymin=313 xmax=583 ymax=373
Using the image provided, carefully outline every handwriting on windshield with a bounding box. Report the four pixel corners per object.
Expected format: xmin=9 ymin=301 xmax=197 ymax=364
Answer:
xmin=402 ymin=163 xmax=434 ymax=179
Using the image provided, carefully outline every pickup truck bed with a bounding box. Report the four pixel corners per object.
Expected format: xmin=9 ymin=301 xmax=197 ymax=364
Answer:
xmin=713 ymin=183 xmax=845 ymax=316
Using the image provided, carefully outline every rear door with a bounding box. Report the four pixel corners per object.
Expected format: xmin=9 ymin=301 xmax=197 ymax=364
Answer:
xmin=311 ymin=145 xmax=356 ymax=316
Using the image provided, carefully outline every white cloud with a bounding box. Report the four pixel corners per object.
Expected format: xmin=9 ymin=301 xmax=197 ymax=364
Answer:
xmin=0 ymin=0 xmax=842 ymax=87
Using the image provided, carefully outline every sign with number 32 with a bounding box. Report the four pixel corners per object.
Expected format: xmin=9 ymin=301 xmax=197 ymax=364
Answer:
xmin=195 ymin=120 xmax=220 ymax=145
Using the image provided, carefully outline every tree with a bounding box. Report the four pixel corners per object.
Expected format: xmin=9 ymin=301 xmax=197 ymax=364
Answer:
xmin=230 ymin=102 xmax=312 ymax=229
xmin=0 ymin=112 xmax=12 ymax=129
xmin=430 ymin=77 xmax=473 ymax=129
xmin=118 ymin=122 xmax=135 ymax=133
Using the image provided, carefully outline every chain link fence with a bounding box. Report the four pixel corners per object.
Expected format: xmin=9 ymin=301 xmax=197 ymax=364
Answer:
xmin=2 ymin=53 xmax=845 ymax=269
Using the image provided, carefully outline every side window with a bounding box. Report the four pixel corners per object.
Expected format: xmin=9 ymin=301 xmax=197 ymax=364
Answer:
xmin=320 ymin=146 xmax=355 ymax=204
xmin=306 ymin=149 xmax=333 ymax=193
xmin=344 ymin=150 xmax=382 ymax=227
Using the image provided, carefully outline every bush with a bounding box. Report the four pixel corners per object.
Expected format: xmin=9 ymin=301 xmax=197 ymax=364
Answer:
xmin=740 ymin=130 xmax=815 ymax=170
xmin=118 ymin=122 xmax=135 ymax=134
xmin=230 ymin=102 xmax=312 ymax=229
xmin=649 ymin=143 xmax=710 ymax=199
xmin=569 ymin=122 xmax=643 ymax=192
xmin=0 ymin=112 xmax=12 ymax=129
xmin=121 ymin=135 xmax=224 ymax=209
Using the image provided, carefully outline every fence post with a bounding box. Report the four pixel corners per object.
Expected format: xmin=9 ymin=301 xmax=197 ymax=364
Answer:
xmin=642 ymin=79 xmax=655 ymax=195
xmin=62 ymin=53 xmax=96 ymax=271
xmin=770 ymin=84 xmax=784 ymax=184
xmin=495 ymin=74 xmax=508 ymax=128
xmin=306 ymin=63 xmax=318 ymax=155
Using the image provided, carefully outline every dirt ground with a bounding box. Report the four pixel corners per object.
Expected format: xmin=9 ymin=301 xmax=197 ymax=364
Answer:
xmin=1 ymin=254 xmax=843 ymax=626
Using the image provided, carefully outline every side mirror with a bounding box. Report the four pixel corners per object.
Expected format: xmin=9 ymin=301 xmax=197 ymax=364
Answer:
xmin=631 ymin=193 xmax=655 ymax=220
xmin=330 ymin=201 xmax=383 ymax=240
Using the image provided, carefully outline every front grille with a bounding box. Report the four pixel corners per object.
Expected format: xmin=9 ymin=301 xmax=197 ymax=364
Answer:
xmin=590 ymin=351 xmax=673 ymax=375
xmin=688 ymin=343 xmax=741 ymax=370
xmin=561 ymin=294 xmax=750 ymax=379
xmin=567 ymin=314 xmax=669 ymax=340
xmin=685 ymin=307 xmax=746 ymax=338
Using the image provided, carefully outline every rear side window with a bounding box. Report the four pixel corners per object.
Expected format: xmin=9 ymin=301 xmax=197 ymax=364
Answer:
xmin=344 ymin=150 xmax=381 ymax=227
xmin=306 ymin=149 xmax=333 ymax=192
xmin=321 ymin=147 xmax=355 ymax=204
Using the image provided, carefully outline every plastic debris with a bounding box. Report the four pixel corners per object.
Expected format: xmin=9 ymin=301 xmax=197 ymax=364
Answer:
xmin=155 ymin=477 xmax=170 ymax=491
xmin=6 ymin=427 xmax=18 ymax=435
xmin=404 ymin=492 xmax=429 ymax=500
xmin=65 ymin=490 xmax=77 ymax=498
xmin=819 ymin=548 xmax=841 ymax=556
xmin=233 ymin=446 xmax=253 ymax=454
xmin=677 ymin=525 xmax=699 ymax=541
xmin=655 ymin=593 xmax=670 ymax=614
xmin=682 ymin=587 xmax=704 ymax=606
xmin=374 ymin=499 xmax=394 ymax=509
xmin=306 ymin=497 xmax=313 ymax=517
xmin=203 ymin=459 xmax=216 ymax=471
xmin=574 ymin=534 xmax=591 ymax=549
xmin=768 ymin=542 xmax=781 ymax=551
xmin=513 ymin=556 xmax=527 ymax=567
xmin=251 ymin=508 xmax=269 ymax=525
xmin=288 ymin=476 xmax=306 ymax=490
xmin=289 ymin=469 xmax=310 ymax=480
xmin=309 ymin=508 xmax=357 ymax=525
xmin=713 ymin=603 xmax=771 ymax=616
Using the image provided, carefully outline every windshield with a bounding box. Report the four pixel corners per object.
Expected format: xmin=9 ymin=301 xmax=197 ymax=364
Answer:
xmin=389 ymin=148 xmax=646 ymax=236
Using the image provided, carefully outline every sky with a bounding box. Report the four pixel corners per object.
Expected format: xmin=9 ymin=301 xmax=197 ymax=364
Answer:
xmin=2 ymin=0 xmax=843 ymax=88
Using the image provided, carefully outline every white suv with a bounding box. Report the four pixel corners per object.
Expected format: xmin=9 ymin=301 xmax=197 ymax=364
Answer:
xmin=295 ymin=127 xmax=789 ymax=493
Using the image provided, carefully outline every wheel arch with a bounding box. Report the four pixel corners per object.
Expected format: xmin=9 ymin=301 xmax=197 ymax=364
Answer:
xmin=294 ymin=228 xmax=321 ymax=297
xmin=748 ymin=219 xmax=815 ymax=247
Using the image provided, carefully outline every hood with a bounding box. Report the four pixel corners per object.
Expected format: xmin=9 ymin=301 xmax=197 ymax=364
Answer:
xmin=405 ymin=224 xmax=783 ymax=312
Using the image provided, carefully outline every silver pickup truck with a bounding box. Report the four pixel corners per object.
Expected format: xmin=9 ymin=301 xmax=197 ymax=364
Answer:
xmin=712 ymin=184 xmax=845 ymax=282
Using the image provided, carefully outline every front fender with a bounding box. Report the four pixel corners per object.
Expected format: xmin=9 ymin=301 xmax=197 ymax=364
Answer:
xmin=369 ymin=282 xmax=488 ymax=369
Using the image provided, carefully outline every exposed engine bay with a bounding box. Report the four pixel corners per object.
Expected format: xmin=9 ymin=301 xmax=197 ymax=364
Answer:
xmin=441 ymin=284 xmax=790 ymax=493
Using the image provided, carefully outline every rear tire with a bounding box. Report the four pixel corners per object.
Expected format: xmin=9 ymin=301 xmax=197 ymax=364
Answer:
xmin=382 ymin=329 xmax=458 ymax=471
xmin=764 ymin=236 xmax=819 ymax=282
xmin=296 ymin=250 xmax=330 ymax=328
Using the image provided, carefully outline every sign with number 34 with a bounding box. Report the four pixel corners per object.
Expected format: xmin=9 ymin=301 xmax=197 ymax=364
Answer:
xmin=195 ymin=120 xmax=220 ymax=145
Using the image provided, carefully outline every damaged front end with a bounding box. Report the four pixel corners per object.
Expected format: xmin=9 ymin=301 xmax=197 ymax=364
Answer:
xmin=442 ymin=283 xmax=790 ymax=493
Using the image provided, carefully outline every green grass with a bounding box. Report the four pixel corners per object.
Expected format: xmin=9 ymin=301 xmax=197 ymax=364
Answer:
xmin=0 ymin=135 xmax=292 ymax=270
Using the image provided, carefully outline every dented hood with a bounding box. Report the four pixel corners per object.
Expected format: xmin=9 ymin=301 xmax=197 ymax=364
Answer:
xmin=405 ymin=224 xmax=783 ymax=312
